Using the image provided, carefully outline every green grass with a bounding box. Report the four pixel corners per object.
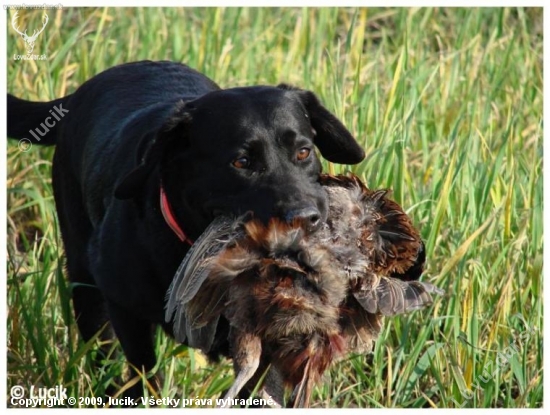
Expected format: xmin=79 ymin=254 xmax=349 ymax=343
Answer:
xmin=6 ymin=7 xmax=542 ymax=408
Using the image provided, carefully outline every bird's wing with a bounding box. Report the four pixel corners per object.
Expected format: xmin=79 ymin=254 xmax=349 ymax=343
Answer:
xmin=353 ymin=276 xmax=444 ymax=316
xmin=186 ymin=315 xmax=221 ymax=351
xmin=165 ymin=216 xmax=242 ymax=335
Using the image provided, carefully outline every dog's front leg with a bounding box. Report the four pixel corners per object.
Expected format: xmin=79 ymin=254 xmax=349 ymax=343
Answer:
xmin=106 ymin=301 xmax=158 ymax=400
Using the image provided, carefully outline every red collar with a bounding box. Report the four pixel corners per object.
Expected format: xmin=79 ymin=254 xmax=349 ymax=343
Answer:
xmin=160 ymin=186 xmax=193 ymax=246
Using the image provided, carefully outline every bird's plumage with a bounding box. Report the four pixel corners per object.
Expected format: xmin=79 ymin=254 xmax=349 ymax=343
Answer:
xmin=165 ymin=174 xmax=443 ymax=407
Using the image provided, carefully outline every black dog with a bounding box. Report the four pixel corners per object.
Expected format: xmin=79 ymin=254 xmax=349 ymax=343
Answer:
xmin=7 ymin=60 xmax=365 ymax=399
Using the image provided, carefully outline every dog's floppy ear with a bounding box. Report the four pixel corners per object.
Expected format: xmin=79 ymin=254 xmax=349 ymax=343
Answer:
xmin=278 ymin=84 xmax=365 ymax=164
xmin=114 ymin=100 xmax=192 ymax=200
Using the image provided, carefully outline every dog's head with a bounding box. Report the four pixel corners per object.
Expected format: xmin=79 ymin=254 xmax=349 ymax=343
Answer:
xmin=114 ymin=85 xmax=365 ymax=239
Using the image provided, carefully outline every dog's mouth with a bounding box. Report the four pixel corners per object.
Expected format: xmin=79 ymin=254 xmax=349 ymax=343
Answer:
xmin=209 ymin=208 xmax=324 ymax=235
xmin=210 ymin=208 xmax=247 ymax=219
xmin=211 ymin=208 xmax=226 ymax=218
xmin=202 ymin=206 xmax=236 ymax=224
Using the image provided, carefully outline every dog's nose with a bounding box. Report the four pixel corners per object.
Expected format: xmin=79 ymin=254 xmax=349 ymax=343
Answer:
xmin=285 ymin=207 xmax=322 ymax=232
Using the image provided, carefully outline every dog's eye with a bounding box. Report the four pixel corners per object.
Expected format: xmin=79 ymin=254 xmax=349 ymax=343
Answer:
xmin=232 ymin=157 xmax=250 ymax=169
xmin=297 ymin=147 xmax=311 ymax=161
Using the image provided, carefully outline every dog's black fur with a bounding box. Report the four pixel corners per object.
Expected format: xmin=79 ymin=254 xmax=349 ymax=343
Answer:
xmin=7 ymin=60 xmax=365 ymax=397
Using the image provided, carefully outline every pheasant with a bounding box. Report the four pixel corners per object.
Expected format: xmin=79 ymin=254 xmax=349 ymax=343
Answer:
xmin=165 ymin=174 xmax=443 ymax=407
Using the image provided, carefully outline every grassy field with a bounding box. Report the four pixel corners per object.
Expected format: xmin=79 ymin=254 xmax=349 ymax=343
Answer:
xmin=6 ymin=7 xmax=543 ymax=408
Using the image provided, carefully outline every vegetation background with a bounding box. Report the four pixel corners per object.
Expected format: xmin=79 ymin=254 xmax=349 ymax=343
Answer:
xmin=6 ymin=7 xmax=543 ymax=408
